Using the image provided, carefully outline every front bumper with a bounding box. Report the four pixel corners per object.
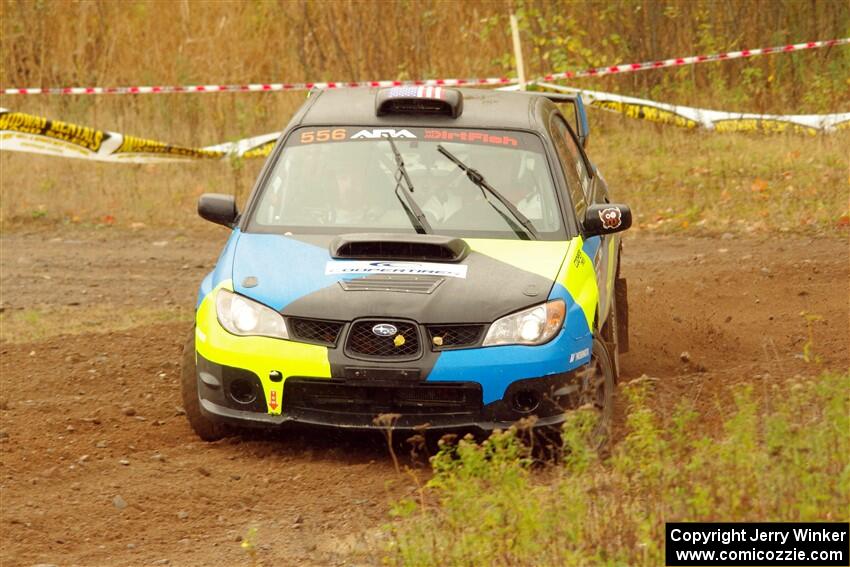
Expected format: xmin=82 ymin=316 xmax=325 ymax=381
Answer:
xmin=194 ymin=281 xmax=595 ymax=434
xmin=196 ymin=352 xmax=588 ymax=433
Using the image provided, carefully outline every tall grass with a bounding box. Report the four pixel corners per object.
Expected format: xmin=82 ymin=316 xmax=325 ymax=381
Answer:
xmin=385 ymin=372 xmax=850 ymax=566
xmin=1 ymin=1 xmax=848 ymax=232
xmin=2 ymin=0 xmax=848 ymax=140
xmin=3 ymin=0 xmax=848 ymax=117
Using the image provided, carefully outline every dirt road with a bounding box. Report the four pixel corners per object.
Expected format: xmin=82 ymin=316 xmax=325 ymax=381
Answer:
xmin=1 ymin=227 xmax=847 ymax=567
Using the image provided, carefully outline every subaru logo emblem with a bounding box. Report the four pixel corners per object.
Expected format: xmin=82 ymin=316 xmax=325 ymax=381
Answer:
xmin=372 ymin=323 xmax=398 ymax=337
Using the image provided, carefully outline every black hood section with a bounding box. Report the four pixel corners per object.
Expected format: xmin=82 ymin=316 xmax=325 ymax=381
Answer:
xmin=330 ymin=233 xmax=469 ymax=262
xmin=283 ymin=237 xmax=556 ymax=325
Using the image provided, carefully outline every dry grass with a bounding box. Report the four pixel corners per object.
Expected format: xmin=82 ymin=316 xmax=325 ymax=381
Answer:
xmin=0 ymin=150 xmax=266 ymax=227
xmin=591 ymin=113 xmax=850 ymax=234
xmin=1 ymin=1 xmax=848 ymax=233
xmin=2 ymin=0 xmax=848 ymax=114
xmin=0 ymin=304 xmax=190 ymax=343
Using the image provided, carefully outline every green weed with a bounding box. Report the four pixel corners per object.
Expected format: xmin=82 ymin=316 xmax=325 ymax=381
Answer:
xmin=240 ymin=526 xmax=259 ymax=567
xmin=800 ymin=311 xmax=824 ymax=364
xmin=385 ymin=372 xmax=850 ymax=566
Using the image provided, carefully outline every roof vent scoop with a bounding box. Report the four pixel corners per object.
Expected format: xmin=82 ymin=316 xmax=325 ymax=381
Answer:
xmin=375 ymin=87 xmax=463 ymax=118
xmin=330 ymin=234 xmax=469 ymax=262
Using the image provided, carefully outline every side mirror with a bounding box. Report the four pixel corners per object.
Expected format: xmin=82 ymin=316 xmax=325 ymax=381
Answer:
xmin=198 ymin=193 xmax=238 ymax=227
xmin=583 ymin=203 xmax=632 ymax=237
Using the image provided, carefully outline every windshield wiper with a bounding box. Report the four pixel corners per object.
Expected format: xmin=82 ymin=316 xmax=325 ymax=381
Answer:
xmin=436 ymin=145 xmax=539 ymax=240
xmin=383 ymin=135 xmax=432 ymax=235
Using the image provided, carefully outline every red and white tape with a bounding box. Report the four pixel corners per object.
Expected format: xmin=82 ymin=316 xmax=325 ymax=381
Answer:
xmin=539 ymin=38 xmax=850 ymax=81
xmin=2 ymin=77 xmax=515 ymax=96
xmin=2 ymin=37 xmax=847 ymax=95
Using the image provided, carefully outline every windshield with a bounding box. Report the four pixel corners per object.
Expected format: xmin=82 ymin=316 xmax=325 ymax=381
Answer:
xmin=247 ymin=126 xmax=564 ymax=240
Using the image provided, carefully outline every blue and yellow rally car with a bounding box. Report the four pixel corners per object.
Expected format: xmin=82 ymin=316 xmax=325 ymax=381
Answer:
xmin=181 ymin=86 xmax=631 ymax=441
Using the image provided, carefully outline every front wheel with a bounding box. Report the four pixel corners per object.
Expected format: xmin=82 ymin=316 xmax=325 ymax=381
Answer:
xmin=536 ymin=338 xmax=615 ymax=456
xmin=180 ymin=328 xmax=231 ymax=442
xmin=578 ymin=338 xmax=615 ymax=451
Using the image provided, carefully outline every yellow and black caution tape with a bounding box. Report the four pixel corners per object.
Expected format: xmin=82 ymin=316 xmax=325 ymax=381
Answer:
xmin=536 ymin=83 xmax=850 ymax=134
xmin=0 ymin=108 xmax=278 ymax=163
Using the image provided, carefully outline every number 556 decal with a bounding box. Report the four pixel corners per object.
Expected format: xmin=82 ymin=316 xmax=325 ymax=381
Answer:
xmin=299 ymin=128 xmax=347 ymax=144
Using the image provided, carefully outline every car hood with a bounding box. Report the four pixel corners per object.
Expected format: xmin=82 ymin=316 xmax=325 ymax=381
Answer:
xmin=230 ymin=232 xmax=569 ymax=324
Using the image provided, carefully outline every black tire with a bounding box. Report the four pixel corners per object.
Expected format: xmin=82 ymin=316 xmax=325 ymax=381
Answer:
xmin=604 ymin=281 xmax=622 ymax=380
xmin=180 ymin=328 xmax=231 ymax=442
xmin=614 ymin=277 xmax=630 ymax=355
xmin=534 ymin=338 xmax=615 ymax=458
xmin=587 ymin=338 xmax=615 ymax=450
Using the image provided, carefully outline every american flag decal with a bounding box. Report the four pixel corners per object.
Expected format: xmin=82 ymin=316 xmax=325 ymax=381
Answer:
xmin=388 ymin=86 xmax=445 ymax=99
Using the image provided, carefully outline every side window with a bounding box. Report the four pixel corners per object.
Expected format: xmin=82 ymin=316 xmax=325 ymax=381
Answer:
xmin=550 ymin=116 xmax=591 ymax=218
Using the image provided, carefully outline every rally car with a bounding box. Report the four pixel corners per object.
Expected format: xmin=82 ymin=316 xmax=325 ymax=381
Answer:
xmin=181 ymin=86 xmax=631 ymax=442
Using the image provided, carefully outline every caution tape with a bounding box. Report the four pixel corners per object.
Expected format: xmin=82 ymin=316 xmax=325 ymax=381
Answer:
xmin=2 ymin=38 xmax=846 ymax=96
xmin=1 ymin=77 xmax=516 ymax=96
xmin=537 ymin=38 xmax=849 ymax=82
xmin=536 ymin=83 xmax=850 ymax=134
xmin=0 ymin=108 xmax=278 ymax=163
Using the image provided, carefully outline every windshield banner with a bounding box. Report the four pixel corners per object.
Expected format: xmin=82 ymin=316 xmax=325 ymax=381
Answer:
xmin=289 ymin=126 xmax=539 ymax=151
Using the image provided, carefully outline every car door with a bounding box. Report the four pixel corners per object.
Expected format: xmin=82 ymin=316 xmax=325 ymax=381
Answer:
xmin=549 ymin=114 xmax=615 ymax=328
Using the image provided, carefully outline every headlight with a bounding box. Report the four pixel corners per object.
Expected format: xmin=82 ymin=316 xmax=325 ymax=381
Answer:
xmin=482 ymin=299 xmax=565 ymax=347
xmin=216 ymin=289 xmax=289 ymax=339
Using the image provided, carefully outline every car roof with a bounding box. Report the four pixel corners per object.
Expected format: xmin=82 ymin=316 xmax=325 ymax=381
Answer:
xmin=295 ymin=87 xmax=550 ymax=132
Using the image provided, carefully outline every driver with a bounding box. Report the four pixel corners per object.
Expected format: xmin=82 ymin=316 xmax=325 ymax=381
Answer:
xmin=429 ymin=148 xmax=542 ymax=225
xmin=487 ymin=152 xmax=542 ymax=220
xmin=328 ymin=148 xmax=387 ymax=225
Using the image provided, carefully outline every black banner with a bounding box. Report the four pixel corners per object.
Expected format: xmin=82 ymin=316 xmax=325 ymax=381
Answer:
xmin=666 ymin=523 xmax=849 ymax=566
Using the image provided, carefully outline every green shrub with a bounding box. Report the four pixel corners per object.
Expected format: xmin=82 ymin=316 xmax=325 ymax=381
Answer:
xmin=385 ymin=372 xmax=850 ymax=566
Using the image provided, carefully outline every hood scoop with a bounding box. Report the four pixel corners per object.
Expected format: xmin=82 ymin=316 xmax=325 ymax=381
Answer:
xmin=330 ymin=234 xmax=469 ymax=263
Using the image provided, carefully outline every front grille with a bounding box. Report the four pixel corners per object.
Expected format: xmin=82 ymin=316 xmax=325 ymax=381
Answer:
xmin=282 ymin=378 xmax=482 ymax=415
xmin=427 ymin=325 xmax=485 ymax=350
xmin=339 ymin=275 xmax=444 ymax=294
xmin=288 ymin=317 xmax=344 ymax=346
xmin=346 ymin=320 xmax=421 ymax=359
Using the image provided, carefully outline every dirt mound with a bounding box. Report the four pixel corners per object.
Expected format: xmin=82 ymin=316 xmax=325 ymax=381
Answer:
xmin=1 ymin=229 xmax=847 ymax=566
